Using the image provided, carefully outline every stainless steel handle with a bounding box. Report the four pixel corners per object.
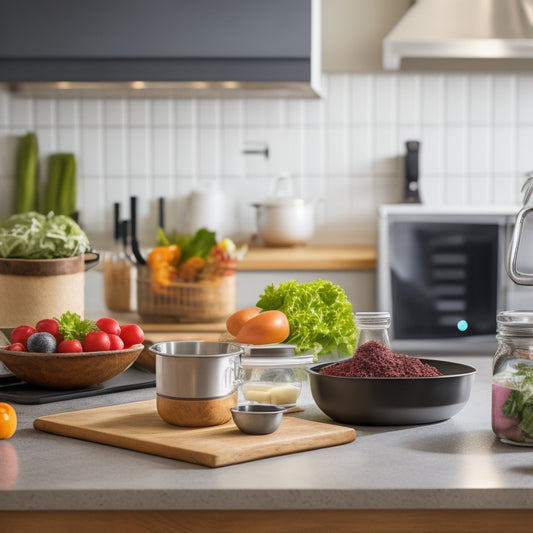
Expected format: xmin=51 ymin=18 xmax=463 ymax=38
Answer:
xmin=506 ymin=206 xmax=533 ymax=285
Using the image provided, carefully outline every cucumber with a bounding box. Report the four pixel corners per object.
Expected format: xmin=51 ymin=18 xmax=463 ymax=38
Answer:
xmin=57 ymin=154 xmax=76 ymax=216
xmin=15 ymin=132 xmax=39 ymax=213
xmin=44 ymin=154 xmax=63 ymax=214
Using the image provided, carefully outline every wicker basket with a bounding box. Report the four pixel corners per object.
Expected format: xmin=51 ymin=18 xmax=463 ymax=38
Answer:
xmin=136 ymin=266 xmax=236 ymax=323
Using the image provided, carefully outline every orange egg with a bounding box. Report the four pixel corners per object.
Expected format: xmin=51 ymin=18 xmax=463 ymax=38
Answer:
xmin=235 ymin=310 xmax=290 ymax=345
xmin=226 ymin=307 xmax=261 ymax=336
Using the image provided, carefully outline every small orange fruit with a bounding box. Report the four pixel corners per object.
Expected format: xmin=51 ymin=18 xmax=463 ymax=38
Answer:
xmin=0 ymin=402 xmax=17 ymax=439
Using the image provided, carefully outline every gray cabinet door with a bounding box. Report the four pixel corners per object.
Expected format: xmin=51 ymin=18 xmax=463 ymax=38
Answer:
xmin=0 ymin=0 xmax=314 ymax=82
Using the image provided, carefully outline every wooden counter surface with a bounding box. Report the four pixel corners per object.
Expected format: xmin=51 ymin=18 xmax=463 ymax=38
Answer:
xmin=237 ymin=245 xmax=376 ymax=271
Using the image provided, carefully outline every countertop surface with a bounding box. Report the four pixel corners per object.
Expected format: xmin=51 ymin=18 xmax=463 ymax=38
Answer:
xmin=236 ymin=245 xmax=376 ymax=271
xmin=2 ymin=354 xmax=533 ymax=512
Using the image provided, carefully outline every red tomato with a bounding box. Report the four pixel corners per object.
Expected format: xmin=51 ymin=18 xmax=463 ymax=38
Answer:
xmin=234 ymin=310 xmax=290 ymax=345
xmin=108 ymin=334 xmax=124 ymax=351
xmin=83 ymin=331 xmax=111 ymax=352
xmin=57 ymin=339 xmax=83 ymax=353
xmin=96 ymin=317 xmax=121 ymax=336
xmin=226 ymin=307 xmax=261 ymax=336
xmin=5 ymin=343 xmax=26 ymax=352
xmin=119 ymin=324 xmax=144 ymax=348
xmin=36 ymin=318 xmax=63 ymax=342
xmin=11 ymin=325 xmax=36 ymax=347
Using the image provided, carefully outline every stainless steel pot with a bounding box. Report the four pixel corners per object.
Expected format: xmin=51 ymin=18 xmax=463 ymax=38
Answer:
xmin=150 ymin=341 xmax=243 ymax=400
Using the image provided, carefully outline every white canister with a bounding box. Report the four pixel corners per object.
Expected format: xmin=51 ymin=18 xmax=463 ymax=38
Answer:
xmin=186 ymin=187 xmax=227 ymax=236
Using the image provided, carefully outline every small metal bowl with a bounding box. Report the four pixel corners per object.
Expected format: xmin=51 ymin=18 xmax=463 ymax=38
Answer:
xmin=230 ymin=404 xmax=285 ymax=435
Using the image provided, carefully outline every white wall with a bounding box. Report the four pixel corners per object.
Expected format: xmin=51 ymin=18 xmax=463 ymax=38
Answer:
xmin=0 ymin=71 xmax=528 ymax=253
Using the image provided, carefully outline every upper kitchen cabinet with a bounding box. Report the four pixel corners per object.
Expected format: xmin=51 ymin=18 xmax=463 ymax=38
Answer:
xmin=0 ymin=0 xmax=322 ymax=97
xmin=322 ymin=0 xmax=411 ymax=72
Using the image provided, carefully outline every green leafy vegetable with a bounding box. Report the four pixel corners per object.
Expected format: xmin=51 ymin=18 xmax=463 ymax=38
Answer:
xmin=15 ymin=132 xmax=39 ymax=214
xmin=156 ymin=227 xmax=216 ymax=264
xmin=57 ymin=311 xmax=98 ymax=341
xmin=0 ymin=211 xmax=91 ymax=259
xmin=502 ymin=363 xmax=533 ymax=437
xmin=256 ymin=279 xmax=357 ymax=358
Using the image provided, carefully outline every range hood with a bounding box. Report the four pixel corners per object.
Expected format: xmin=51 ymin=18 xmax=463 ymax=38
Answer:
xmin=383 ymin=0 xmax=533 ymax=70
xmin=0 ymin=0 xmax=322 ymax=98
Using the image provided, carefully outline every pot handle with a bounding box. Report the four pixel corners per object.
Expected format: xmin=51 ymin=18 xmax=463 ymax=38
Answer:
xmin=84 ymin=251 xmax=100 ymax=271
xmin=506 ymin=206 xmax=533 ymax=285
xmin=233 ymin=355 xmax=244 ymax=389
xmin=272 ymin=172 xmax=293 ymax=197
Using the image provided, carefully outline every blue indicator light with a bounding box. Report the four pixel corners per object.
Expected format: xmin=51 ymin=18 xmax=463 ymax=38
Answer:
xmin=457 ymin=320 xmax=468 ymax=332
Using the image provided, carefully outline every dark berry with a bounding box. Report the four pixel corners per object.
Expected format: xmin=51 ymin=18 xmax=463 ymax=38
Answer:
xmin=26 ymin=332 xmax=57 ymax=353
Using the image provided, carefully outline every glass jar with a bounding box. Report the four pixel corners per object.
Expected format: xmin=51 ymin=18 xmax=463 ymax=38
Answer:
xmin=355 ymin=312 xmax=391 ymax=348
xmin=239 ymin=344 xmax=314 ymax=407
xmin=492 ymin=311 xmax=533 ymax=446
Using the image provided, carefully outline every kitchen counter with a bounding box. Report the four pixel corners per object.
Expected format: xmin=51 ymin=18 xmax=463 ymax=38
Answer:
xmin=237 ymin=245 xmax=377 ymax=271
xmin=2 ymin=355 xmax=533 ymax=531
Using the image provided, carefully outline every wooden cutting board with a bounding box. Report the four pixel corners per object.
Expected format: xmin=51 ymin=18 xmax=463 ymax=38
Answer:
xmin=34 ymin=400 xmax=356 ymax=467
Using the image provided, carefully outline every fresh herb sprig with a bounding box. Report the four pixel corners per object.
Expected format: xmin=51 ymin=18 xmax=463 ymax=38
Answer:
xmin=502 ymin=363 xmax=533 ymax=437
xmin=57 ymin=311 xmax=98 ymax=341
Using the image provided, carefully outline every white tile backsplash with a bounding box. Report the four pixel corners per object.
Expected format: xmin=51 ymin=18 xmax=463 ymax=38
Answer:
xmin=35 ymin=99 xmax=55 ymax=128
xmin=468 ymin=75 xmax=492 ymax=125
xmin=493 ymin=75 xmax=516 ymax=125
xmin=517 ymin=75 xmax=533 ymax=124
xmin=444 ymin=75 xmax=467 ymax=124
xmin=104 ymin=128 xmax=127 ymax=177
xmin=57 ymin=100 xmax=79 ymax=127
xmin=0 ymin=71 xmax=530 ymax=251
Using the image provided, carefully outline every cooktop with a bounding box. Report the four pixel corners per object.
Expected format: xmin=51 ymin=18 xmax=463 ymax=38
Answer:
xmin=0 ymin=365 xmax=155 ymax=404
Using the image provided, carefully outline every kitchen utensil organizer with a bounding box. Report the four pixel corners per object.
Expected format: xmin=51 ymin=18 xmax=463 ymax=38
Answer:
xmin=136 ymin=266 xmax=236 ymax=323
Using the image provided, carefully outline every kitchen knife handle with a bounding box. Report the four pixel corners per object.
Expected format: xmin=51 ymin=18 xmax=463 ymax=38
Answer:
xmin=113 ymin=202 xmax=121 ymax=241
xmin=158 ymin=197 xmax=165 ymax=230
xmin=405 ymin=141 xmax=420 ymax=181
xmin=120 ymin=219 xmax=130 ymax=248
xmin=404 ymin=140 xmax=421 ymax=203
xmin=130 ymin=197 xmax=138 ymax=239
xmin=130 ymin=196 xmax=146 ymax=265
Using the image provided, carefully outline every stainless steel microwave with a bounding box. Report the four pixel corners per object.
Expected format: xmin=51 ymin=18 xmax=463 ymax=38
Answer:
xmin=377 ymin=205 xmax=533 ymax=355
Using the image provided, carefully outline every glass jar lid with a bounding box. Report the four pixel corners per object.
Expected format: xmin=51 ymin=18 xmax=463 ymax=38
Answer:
xmin=240 ymin=344 xmax=314 ymax=368
xmin=497 ymin=310 xmax=533 ymax=337
xmin=355 ymin=312 xmax=391 ymax=328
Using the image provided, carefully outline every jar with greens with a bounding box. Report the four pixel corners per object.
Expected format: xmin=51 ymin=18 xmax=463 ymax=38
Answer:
xmin=492 ymin=311 xmax=533 ymax=446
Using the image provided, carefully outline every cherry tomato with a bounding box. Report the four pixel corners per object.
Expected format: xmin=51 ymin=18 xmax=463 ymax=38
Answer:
xmin=5 ymin=343 xmax=26 ymax=352
xmin=234 ymin=310 xmax=290 ymax=345
xmin=10 ymin=325 xmax=36 ymax=347
xmin=0 ymin=403 xmax=17 ymax=439
xmin=96 ymin=317 xmax=121 ymax=336
xmin=83 ymin=331 xmax=111 ymax=352
xmin=108 ymin=334 xmax=125 ymax=351
xmin=36 ymin=318 xmax=63 ymax=342
xmin=57 ymin=339 xmax=83 ymax=353
xmin=226 ymin=307 xmax=261 ymax=336
xmin=119 ymin=324 xmax=145 ymax=348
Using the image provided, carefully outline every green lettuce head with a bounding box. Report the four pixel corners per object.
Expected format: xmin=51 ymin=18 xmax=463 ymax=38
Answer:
xmin=256 ymin=278 xmax=357 ymax=359
xmin=0 ymin=211 xmax=91 ymax=259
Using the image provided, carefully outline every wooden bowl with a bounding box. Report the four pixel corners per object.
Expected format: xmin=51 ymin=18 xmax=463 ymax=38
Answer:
xmin=0 ymin=344 xmax=144 ymax=389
